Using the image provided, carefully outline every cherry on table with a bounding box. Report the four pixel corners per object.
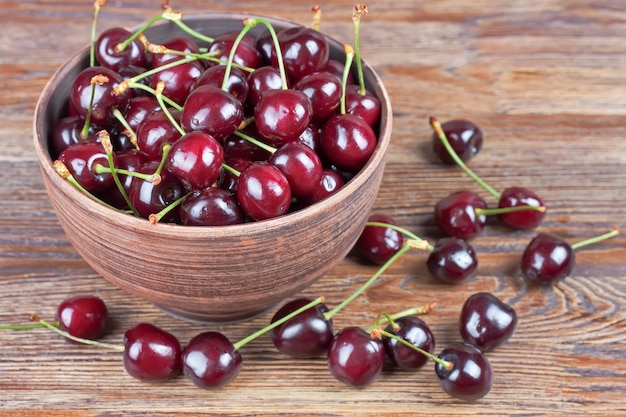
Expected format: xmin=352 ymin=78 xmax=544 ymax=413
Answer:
xmin=434 ymin=190 xmax=488 ymax=240
xmin=383 ymin=316 xmax=435 ymax=370
xmin=181 ymin=331 xmax=242 ymax=390
xmin=426 ymin=237 xmax=478 ymax=284
xmin=123 ymin=322 xmax=182 ymax=383
xmin=327 ymin=326 xmax=385 ymax=387
xmin=435 ymin=343 xmax=494 ymax=400
xmin=56 ymin=295 xmax=108 ymax=340
xmin=354 ymin=214 xmax=404 ymax=265
xmin=497 ymin=186 xmax=546 ymax=230
xmin=460 ymin=292 xmax=517 ymax=351
xmin=432 ymin=119 xmax=483 ymax=164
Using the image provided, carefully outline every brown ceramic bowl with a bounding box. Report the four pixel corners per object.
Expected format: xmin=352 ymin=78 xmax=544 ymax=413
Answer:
xmin=33 ymin=13 xmax=392 ymax=322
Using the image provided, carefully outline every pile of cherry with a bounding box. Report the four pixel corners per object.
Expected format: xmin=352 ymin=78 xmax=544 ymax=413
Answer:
xmin=51 ymin=3 xmax=382 ymax=223
xmin=15 ymin=1 xmax=618 ymax=403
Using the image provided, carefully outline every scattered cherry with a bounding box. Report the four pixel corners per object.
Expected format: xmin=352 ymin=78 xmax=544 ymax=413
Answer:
xmin=383 ymin=316 xmax=435 ymax=370
xmin=327 ymin=326 xmax=385 ymax=387
xmin=459 ymin=292 xmax=517 ymax=351
xmin=435 ymin=343 xmax=494 ymax=400
xmin=432 ymin=119 xmax=483 ymax=164
xmin=426 ymin=237 xmax=478 ymax=284
xmin=354 ymin=214 xmax=404 ymax=265
xmin=56 ymin=295 xmax=109 ymax=341
xmin=123 ymin=322 xmax=182 ymax=382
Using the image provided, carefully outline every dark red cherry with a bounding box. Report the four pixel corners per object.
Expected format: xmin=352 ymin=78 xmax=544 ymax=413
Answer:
xmin=208 ymin=31 xmax=262 ymax=70
xmin=426 ymin=237 xmax=478 ymax=284
xmin=264 ymin=27 xmax=329 ymax=82
xmin=55 ymin=295 xmax=108 ymax=340
xmin=345 ymin=84 xmax=381 ymax=127
xmin=269 ymin=142 xmax=323 ymax=199
xmin=327 ymin=327 xmax=385 ymax=387
xmin=122 ymin=323 xmax=181 ymax=382
xmin=181 ymin=331 xmax=242 ymax=389
xmin=99 ymin=149 xmax=148 ymax=209
xmin=95 ymin=27 xmax=146 ymax=72
xmin=295 ymin=71 xmax=342 ymax=124
xmin=135 ymin=109 xmax=182 ymax=160
xmin=254 ymin=89 xmax=312 ymax=142
xmin=69 ymin=66 xmax=132 ymax=129
xmin=180 ymin=84 xmax=243 ymax=141
xmin=165 ymin=131 xmax=224 ymax=191
xmin=269 ymin=298 xmax=333 ymax=358
xmin=432 ymin=119 xmax=483 ymax=164
xmin=49 ymin=116 xmax=94 ymax=159
xmin=383 ymin=316 xmax=435 ymax=370
xmin=520 ymin=233 xmax=574 ymax=285
xmin=354 ymin=214 xmax=403 ymax=265
xmin=296 ymin=123 xmax=321 ymax=153
xmin=222 ymin=133 xmax=272 ymax=162
xmin=301 ymin=168 xmax=345 ymax=206
xmin=58 ymin=141 xmax=116 ymax=193
xmin=122 ymin=96 xmax=161 ymax=132
xmin=435 ymin=343 xmax=493 ymax=400
xmin=235 ymin=162 xmax=291 ymax=220
xmin=151 ymin=37 xmax=200 ymax=68
xmin=218 ymin=157 xmax=252 ymax=194
xmin=460 ymin=292 xmax=517 ymax=351
xmin=128 ymin=161 xmax=186 ymax=222
xmin=325 ymin=58 xmax=356 ymax=85
xmin=150 ymin=61 xmax=203 ymax=106
xmin=246 ymin=66 xmax=284 ymax=109
xmin=194 ymin=65 xmax=249 ymax=105
xmin=180 ymin=187 xmax=244 ymax=226
xmin=320 ymin=113 xmax=377 ymax=172
xmin=497 ymin=186 xmax=546 ymax=229
xmin=434 ymin=191 xmax=488 ymax=240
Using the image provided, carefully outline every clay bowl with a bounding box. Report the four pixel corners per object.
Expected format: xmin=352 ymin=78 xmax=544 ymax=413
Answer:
xmin=33 ymin=13 xmax=392 ymax=322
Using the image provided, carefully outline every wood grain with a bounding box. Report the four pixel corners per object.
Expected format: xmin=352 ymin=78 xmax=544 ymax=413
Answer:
xmin=1 ymin=0 xmax=625 ymax=416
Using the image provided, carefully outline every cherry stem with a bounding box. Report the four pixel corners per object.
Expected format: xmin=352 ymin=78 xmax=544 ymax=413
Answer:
xmin=222 ymin=163 xmax=241 ymax=177
xmin=30 ymin=314 xmax=124 ymax=351
xmin=98 ymin=130 xmax=139 ymax=216
xmin=115 ymin=11 xmax=174 ymax=53
xmin=154 ymin=81 xmax=186 ymax=136
xmin=89 ymin=0 xmax=106 ymax=67
xmin=352 ymin=4 xmax=368 ymax=96
xmin=475 ymin=204 xmax=546 ymax=217
xmin=233 ymin=131 xmax=277 ymax=155
xmin=220 ymin=19 xmax=259 ymax=91
xmin=81 ymin=76 xmax=104 ymax=138
xmin=94 ymin=164 xmax=160 ymax=185
xmin=378 ymin=329 xmax=453 ymax=371
xmin=311 ymin=5 xmax=322 ymax=31
xmin=111 ymin=108 xmax=138 ymax=148
xmin=149 ymin=192 xmax=191 ymax=224
xmin=429 ymin=116 xmax=500 ymax=199
xmin=233 ymin=297 xmax=325 ymax=350
xmin=244 ymin=18 xmax=288 ymax=89
xmin=366 ymin=303 xmax=437 ymax=333
xmin=165 ymin=12 xmax=215 ymax=45
xmin=325 ymin=240 xmax=412 ymax=320
xmin=0 ymin=321 xmax=59 ymax=330
xmin=365 ymin=221 xmax=434 ymax=251
xmin=340 ymin=44 xmax=355 ymax=115
xmin=571 ymin=226 xmax=619 ymax=250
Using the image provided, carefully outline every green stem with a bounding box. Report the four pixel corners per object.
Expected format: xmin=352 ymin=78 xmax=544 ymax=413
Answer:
xmin=222 ymin=163 xmax=241 ymax=177
xmin=352 ymin=5 xmax=367 ymax=96
xmin=94 ymin=165 xmax=160 ymax=184
xmin=340 ymin=45 xmax=355 ymax=115
xmin=233 ymin=131 xmax=277 ymax=155
xmin=380 ymin=329 xmax=452 ymax=370
xmin=365 ymin=221 xmax=433 ymax=251
xmin=111 ymin=108 xmax=138 ymax=147
xmin=233 ymin=297 xmax=324 ymax=350
xmin=0 ymin=321 xmax=59 ymax=330
xmin=99 ymin=131 xmax=139 ymax=216
xmin=170 ymin=19 xmax=215 ymax=45
xmin=220 ymin=20 xmax=259 ymax=91
xmin=571 ymin=227 xmax=619 ymax=250
xmin=149 ymin=192 xmax=191 ymax=224
xmin=475 ymin=204 xmax=546 ymax=217
xmin=124 ymin=82 xmax=183 ymax=111
xmin=31 ymin=315 xmax=124 ymax=351
xmin=245 ymin=18 xmax=288 ymax=89
xmin=89 ymin=1 xmax=104 ymax=66
xmin=155 ymin=83 xmax=186 ymax=136
xmin=366 ymin=304 xmax=436 ymax=333
xmin=430 ymin=116 xmax=500 ymax=199
xmin=116 ymin=13 xmax=168 ymax=52
xmin=81 ymin=82 xmax=98 ymax=138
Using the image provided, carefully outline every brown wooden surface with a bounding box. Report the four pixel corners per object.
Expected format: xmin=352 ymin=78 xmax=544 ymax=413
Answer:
xmin=1 ymin=0 xmax=626 ymax=416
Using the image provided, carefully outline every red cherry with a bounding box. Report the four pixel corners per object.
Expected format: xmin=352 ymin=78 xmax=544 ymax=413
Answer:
xmin=254 ymin=89 xmax=312 ymax=142
xmin=235 ymin=162 xmax=292 ymax=220
xmin=179 ymin=187 xmax=244 ymax=226
xmin=434 ymin=191 xmax=488 ymax=240
xmin=58 ymin=141 xmax=116 ymax=193
xmin=56 ymin=295 xmax=108 ymax=340
xmin=320 ymin=113 xmax=378 ymax=172
xmin=269 ymin=141 xmax=323 ymax=199
xmin=95 ymin=27 xmax=146 ymax=72
xmin=123 ymin=323 xmax=181 ymax=382
xmin=426 ymin=237 xmax=478 ymax=284
xmin=327 ymin=327 xmax=385 ymax=387
xmin=345 ymin=85 xmax=381 ymax=127
xmin=165 ymin=131 xmax=224 ymax=191
xmin=435 ymin=343 xmax=494 ymax=400
xmin=181 ymin=331 xmax=242 ymax=389
xmin=497 ymin=186 xmax=546 ymax=229
xmin=354 ymin=214 xmax=403 ymax=265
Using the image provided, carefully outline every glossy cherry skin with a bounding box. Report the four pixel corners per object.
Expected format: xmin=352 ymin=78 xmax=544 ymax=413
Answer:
xmin=150 ymin=61 xmax=203 ymax=106
xmin=426 ymin=237 xmax=478 ymax=284
xmin=99 ymin=149 xmax=148 ymax=209
xmin=246 ymin=66 xmax=284 ymax=109
xmin=354 ymin=214 xmax=403 ymax=265
xmin=383 ymin=316 xmax=435 ymax=370
xmin=136 ymin=109 xmax=182 ymax=160
xmin=165 ymin=131 xmax=224 ymax=191
xmin=300 ymin=169 xmax=345 ymax=206
xmin=180 ymin=84 xmax=244 ymax=141
xmin=58 ymin=141 xmax=116 ymax=193
xmin=218 ymin=157 xmax=252 ymax=194
xmin=325 ymin=58 xmax=356 ymax=85
xmin=122 ymin=323 xmax=181 ymax=382
xmin=122 ymin=96 xmax=161 ymax=132
xmin=50 ymin=116 xmax=94 ymax=159
xmin=295 ymin=72 xmax=342 ymax=124
xmin=95 ymin=27 xmax=146 ymax=72
xmin=128 ymin=161 xmax=186 ymax=222
xmin=320 ymin=113 xmax=378 ymax=172
xmin=151 ymin=37 xmax=200 ymax=68
xmin=180 ymin=187 xmax=244 ymax=226
xmin=195 ymin=65 xmax=249 ymax=105
xmin=345 ymin=85 xmax=381 ymax=127
xmin=222 ymin=134 xmax=272 ymax=162
xmin=497 ymin=186 xmax=546 ymax=229
xmin=460 ymin=292 xmax=517 ymax=351
xmin=433 ymin=119 xmax=483 ymax=164
xmin=235 ymin=162 xmax=292 ymax=220
xmin=434 ymin=191 xmax=488 ymax=240
xmin=55 ymin=295 xmax=108 ymax=340
xmin=69 ymin=66 xmax=132 ymax=129
xmin=254 ymin=89 xmax=313 ymax=142
xmin=521 ymin=233 xmax=574 ymax=285
xmin=327 ymin=327 xmax=385 ymax=387
xmin=435 ymin=343 xmax=494 ymax=400
xmin=207 ymin=31 xmax=262 ymax=70
xmin=269 ymin=298 xmax=334 ymax=358
xmin=269 ymin=141 xmax=323 ymax=199
xmin=181 ymin=331 xmax=242 ymax=389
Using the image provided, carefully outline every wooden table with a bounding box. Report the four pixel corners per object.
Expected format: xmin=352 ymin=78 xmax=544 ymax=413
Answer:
xmin=2 ymin=0 xmax=625 ymax=415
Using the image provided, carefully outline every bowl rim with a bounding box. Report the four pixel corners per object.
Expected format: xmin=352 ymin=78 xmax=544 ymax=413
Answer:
xmin=33 ymin=12 xmax=393 ymax=239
